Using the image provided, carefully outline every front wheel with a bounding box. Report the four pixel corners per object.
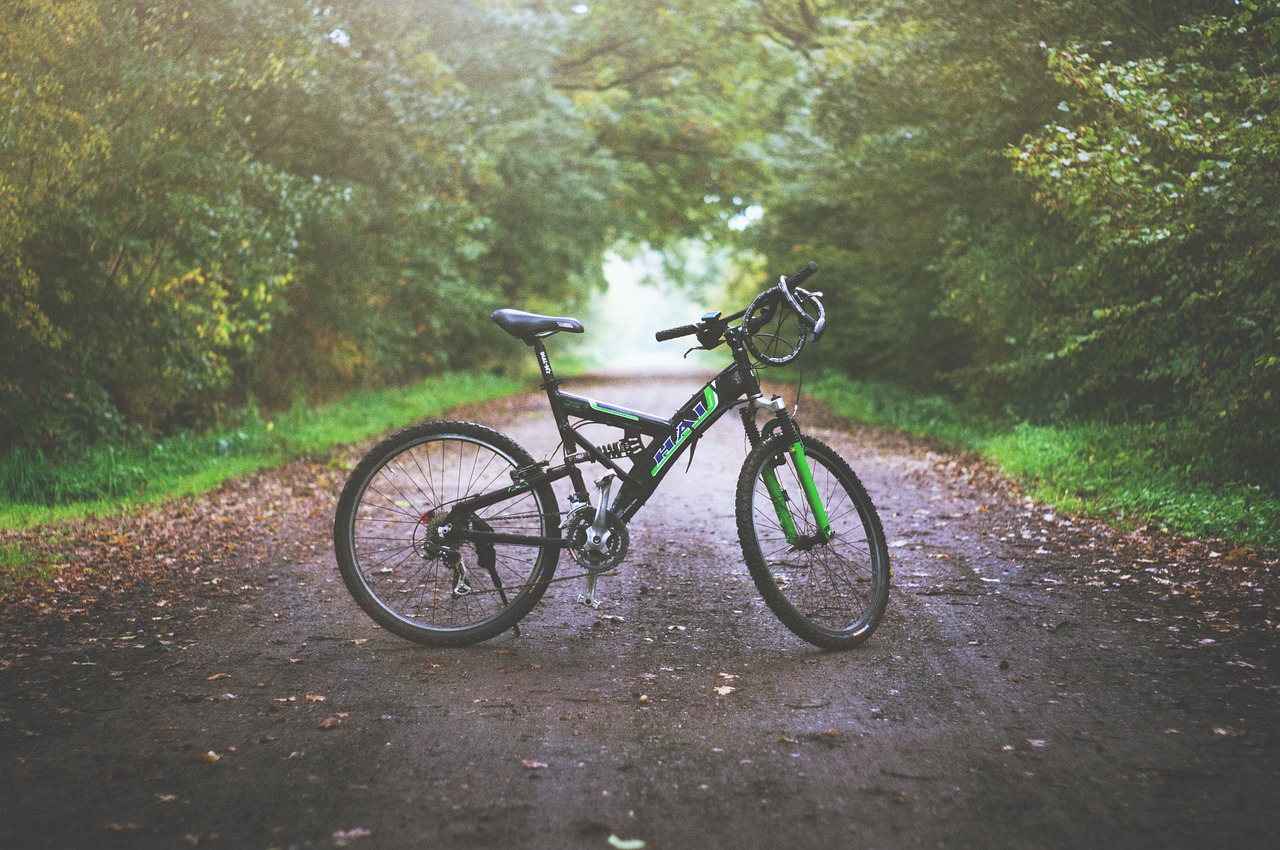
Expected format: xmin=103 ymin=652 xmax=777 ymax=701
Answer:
xmin=735 ymin=433 xmax=890 ymax=649
xmin=333 ymin=420 xmax=560 ymax=646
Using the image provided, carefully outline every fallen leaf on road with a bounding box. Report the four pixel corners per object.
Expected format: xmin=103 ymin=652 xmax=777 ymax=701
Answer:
xmin=319 ymin=713 xmax=349 ymax=729
xmin=521 ymin=759 xmax=548 ymax=770
xmin=305 ymin=694 xmax=326 ymax=702
xmin=863 ymin=785 xmax=910 ymax=804
xmin=196 ymin=751 xmax=221 ymax=763
xmin=206 ymin=673 xmax=230 ymax=681
xmin=714 ymin=686 xmax=736 ymax=697
xmin=333 ymin=827 xmax=373 ymax=846
xmin=105 ymin=821 xmax=143 ymax=832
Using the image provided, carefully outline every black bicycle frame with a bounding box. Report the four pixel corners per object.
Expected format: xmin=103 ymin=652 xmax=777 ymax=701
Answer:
xmin=446 ymin=332 xmax=770 ymax=548
xmin=547 ymin=346 xmax=765 ymax=522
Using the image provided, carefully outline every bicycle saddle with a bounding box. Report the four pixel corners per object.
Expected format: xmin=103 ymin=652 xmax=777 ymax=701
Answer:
xmin=491 ymin=308 xmax=584 ymax=339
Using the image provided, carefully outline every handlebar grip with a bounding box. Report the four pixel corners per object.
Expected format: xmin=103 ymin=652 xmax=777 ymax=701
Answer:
xmin=787 ymin=261 xmax=818 ymax=287
xmin=655 ymin=323 xmax=700 ymax=342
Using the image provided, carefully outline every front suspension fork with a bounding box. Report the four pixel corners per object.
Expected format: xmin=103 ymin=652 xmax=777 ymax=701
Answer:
xmin=749 ymin=396 xmax=833 ymax=546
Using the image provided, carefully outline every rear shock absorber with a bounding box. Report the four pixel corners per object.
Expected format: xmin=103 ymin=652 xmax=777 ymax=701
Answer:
xmin=601 ymin=435 xmax=644 ymax=459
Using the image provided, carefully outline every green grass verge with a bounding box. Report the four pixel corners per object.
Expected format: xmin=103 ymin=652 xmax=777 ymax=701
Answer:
xmin=804 ymin=371 xmax=1279 ymax=552
xmin=0 ymin=540 xmax=56 ymax=591
xmin=0 ymin=371 xmax=522 ymax=531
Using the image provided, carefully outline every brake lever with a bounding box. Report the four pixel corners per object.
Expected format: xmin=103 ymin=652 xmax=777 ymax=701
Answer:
xmin=683 ymin=338 xmax=725 ymax=358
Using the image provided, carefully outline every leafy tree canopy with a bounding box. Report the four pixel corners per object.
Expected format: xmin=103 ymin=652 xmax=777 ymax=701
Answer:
xmin=2 ymin=0 xmax=1275 ymax=490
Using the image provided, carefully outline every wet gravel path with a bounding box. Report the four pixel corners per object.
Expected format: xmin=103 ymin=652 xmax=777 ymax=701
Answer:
xmin=2 ymin=374 xmax=1277 ymax=849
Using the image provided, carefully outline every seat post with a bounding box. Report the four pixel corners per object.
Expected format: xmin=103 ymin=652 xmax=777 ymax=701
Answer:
xmin=529 ymin=337 xmax=576 ymax=457
xmin=527 ymin=337 xmax=559 ymax=391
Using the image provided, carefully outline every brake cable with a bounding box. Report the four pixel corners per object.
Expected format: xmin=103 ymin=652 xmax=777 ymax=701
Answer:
xmin=793 ymin=360 xmax=805 ymax=419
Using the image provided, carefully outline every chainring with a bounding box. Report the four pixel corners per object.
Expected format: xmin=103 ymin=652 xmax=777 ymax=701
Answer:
xmin=565 ymin=511 xmax=630 ymax=572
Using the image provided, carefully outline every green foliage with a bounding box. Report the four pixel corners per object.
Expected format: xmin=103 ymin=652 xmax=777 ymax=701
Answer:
xmin=0 ymin=539 xmax=63 ymax=591
xmin=805 ymin=370 xmax=998 ymax=450
xmin=2 ymin=1 xmax=324 ymax=443
xmin=0 ymin=371 xmax=519 ymax=528
xmin=984 ymin=422 xmax=1280 ymax=553
xmin=807 ymin=371 xmax=1280 ymax=551
xmin=550 ymin=0 xmax=772 ymax=241
xmin=0 ymin=2 xmax=606 ymax=450
xmin=733 ymin=0 xmax=1278 ymax=496
xmin=1010 ymin=5 xmax=1280 ymax=486
xmin=4 ymin=0 xmax=1276 ymax=536
xmin=739 ymin=0 xmax=1072 ymax=392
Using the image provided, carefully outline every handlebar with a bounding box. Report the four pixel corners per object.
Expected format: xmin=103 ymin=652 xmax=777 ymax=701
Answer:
xmin=653 ymin=261 xmax=824 ymax=355
xmin=787 ymin=261 xmax=818 ymax=289
xmin=654 ymin=323 xmax=701 ymax=342
xmin=779 ymin=262 xmax=822 ymax=332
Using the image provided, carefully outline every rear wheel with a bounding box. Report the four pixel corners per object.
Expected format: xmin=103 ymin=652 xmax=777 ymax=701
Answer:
xmin=736 ymin=433 xmax=890 ymax=649
xmin=333 ymin=420 xmax=560 ymax=646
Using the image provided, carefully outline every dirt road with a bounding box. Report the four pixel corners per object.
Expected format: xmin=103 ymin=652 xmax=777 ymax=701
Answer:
xmin=2 ymin=374 xmax=1277 ymax=849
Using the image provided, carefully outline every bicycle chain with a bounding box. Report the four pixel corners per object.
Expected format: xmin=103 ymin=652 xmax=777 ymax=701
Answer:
xmin=387 ymin=568 xmax=596 ymax=603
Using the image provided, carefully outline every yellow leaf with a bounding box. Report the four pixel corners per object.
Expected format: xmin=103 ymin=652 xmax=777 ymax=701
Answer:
xmin=105 ymin=822 xmax=143 ymax=832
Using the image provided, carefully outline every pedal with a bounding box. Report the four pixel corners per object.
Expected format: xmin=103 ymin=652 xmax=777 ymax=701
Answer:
xmin=577 ymin=573 xmax=602 ymax=609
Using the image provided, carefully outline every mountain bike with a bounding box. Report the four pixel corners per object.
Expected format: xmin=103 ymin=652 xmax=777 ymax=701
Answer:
xmin=333 ymin=262 xmax=891 ymax=649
